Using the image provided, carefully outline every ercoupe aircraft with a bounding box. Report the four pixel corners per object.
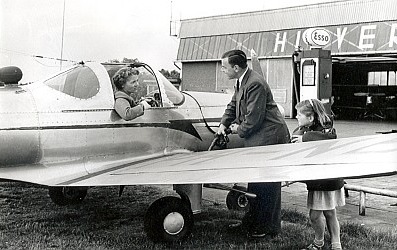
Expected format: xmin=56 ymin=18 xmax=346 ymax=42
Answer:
xmin=0 ymin=62 xmax=396 ymax=242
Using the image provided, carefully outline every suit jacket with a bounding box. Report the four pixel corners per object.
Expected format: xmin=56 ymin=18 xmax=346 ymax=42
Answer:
xmin=292 ymin=123 xmax=337 ymax=141
xmin=220 ymin=68 xmax=288 ymax=147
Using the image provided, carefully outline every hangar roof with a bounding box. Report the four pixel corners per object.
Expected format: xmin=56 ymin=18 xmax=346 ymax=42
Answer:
xmin=176 ymin=0 xmax=397 ymax=62
xmin=179 ymin=0 xmax=397 ymax=38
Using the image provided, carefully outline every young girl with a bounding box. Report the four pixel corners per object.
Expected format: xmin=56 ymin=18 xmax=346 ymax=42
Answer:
xmin=291 ymin=99 xmax=345 ymax=250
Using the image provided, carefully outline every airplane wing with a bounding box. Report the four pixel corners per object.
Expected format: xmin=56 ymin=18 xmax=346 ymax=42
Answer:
xmin=0 ymin=133 xmax=396 ymax=186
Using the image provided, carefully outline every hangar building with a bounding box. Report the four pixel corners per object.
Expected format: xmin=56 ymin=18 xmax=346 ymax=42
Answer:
xmin=175 ymin=0 xmax=397 ymax=120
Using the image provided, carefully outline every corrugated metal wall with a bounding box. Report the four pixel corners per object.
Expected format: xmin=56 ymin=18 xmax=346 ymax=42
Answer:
xmin=179 ymin=0 xmax=397 ymax=38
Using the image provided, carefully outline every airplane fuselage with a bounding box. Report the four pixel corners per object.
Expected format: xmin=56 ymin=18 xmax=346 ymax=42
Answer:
xmin=0 ymin=62 xmax=243 ymax=185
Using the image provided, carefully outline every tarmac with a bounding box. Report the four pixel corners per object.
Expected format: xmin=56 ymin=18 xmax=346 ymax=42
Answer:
xmin=281 ymin=118 xmax=397 ymax=233
xmin=201 ymin=118 xmax=397 ymax=233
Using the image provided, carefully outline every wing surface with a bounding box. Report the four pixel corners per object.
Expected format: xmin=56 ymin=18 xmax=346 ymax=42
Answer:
xmin=1 ymin=134 xmax=396 ymax=186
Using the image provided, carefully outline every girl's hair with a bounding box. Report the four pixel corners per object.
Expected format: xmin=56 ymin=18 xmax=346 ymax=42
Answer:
xmin=113 ymin=67 xmax=140 ymax=90
xmin=295 ymin=99 xmax=332 ymax=127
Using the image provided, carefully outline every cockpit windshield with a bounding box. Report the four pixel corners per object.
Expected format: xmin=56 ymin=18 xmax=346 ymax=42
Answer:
xmin=153 ymin=71 xmax=184 ymax=106
xmin=104 ymin=63 xmax=184 ymax=107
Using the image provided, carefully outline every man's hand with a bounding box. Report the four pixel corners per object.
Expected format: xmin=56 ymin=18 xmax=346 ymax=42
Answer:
xmin=230 ymin=123 xmax=239 ymax=134
xmin=217 ymin=124 xmax=227 ymax=135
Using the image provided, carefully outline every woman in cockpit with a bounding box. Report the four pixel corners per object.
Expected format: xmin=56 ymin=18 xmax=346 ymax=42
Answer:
xmin=113 ymin=67 xmax=151 ymax=120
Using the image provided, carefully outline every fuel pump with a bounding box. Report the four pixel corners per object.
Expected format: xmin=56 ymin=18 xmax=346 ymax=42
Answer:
xmin=300 ymin=48 xmax=332 ymax=102
xmin=292 ymin=28 xmax=333 ymax=116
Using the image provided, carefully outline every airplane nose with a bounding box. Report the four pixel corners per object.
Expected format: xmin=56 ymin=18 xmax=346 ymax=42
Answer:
xmin=0 ymin=86 xmax=41 ymax=165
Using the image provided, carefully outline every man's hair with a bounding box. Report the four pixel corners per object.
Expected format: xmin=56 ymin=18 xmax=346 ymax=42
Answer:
xmin=221 ymin=49 xmax=247 ymax=69
xmin=113 ymin=67 xmax=140 ymax=90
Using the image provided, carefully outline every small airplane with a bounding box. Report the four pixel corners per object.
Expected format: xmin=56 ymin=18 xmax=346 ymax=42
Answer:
xmin=0 ymin=62 xmax=396 ymax=242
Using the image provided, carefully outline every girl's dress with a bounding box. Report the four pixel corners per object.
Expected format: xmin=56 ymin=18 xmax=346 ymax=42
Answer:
xmin=292 ymin=124 xmax=345 ymax=210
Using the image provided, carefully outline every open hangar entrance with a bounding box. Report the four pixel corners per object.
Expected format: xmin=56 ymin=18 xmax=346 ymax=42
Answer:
xmin=331 ymin=56 xmax=397 ymax=121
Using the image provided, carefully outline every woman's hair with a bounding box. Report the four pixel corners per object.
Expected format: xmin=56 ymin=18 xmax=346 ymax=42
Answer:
xmin=113 ymin=67 xmax=140 ymax=90
xmin=295 ymin=99 xmax=332 ymax=127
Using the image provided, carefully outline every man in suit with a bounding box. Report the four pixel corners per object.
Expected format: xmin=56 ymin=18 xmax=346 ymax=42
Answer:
xmin=217 ymin=49 xmax=290 ymax=238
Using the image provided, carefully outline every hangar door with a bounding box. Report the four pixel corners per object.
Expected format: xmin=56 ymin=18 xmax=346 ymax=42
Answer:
xmin=332 ymin=58 xmax=397 ymax=121
xmin=181 ymin=62 xmax=217 ymax=92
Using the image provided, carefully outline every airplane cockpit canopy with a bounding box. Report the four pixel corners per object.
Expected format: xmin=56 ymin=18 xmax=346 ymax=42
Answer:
xmin=43 ymin=65 xmax=100 ymax=99
xmin=41 ymin=62 xmax=184 ymax=107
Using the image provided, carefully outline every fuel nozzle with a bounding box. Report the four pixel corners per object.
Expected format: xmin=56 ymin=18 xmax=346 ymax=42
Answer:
xmin=208 ymin=128 xmax=231 ymax=151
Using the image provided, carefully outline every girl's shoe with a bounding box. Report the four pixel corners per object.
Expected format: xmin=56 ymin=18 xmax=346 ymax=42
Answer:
xmin=303 ymin=243 xmax=323 ymax=250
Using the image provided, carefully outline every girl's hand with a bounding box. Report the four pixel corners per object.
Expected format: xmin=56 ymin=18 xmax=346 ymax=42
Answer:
xmin=282 ymin=181 xmax=293 ymax=187
xmin=230 ymin=123 xmax=239 ymax=134
xmin=291 ymin=135 xmax=303 ymax=143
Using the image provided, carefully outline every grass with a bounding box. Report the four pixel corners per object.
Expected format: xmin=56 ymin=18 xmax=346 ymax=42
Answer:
xmin=0 ymin=182 xmax=396 ymax=249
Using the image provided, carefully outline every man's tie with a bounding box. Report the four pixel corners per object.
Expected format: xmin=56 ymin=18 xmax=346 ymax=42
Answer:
xmin=236 ymin=79 xmax=240 ymax=92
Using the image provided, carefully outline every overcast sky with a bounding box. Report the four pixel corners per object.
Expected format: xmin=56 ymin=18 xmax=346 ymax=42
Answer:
xmin=1 ymin=0 xmax=338 ymax=82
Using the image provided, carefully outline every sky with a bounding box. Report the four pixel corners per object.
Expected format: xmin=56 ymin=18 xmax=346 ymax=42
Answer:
xmin=0 ymin=0 xmax=339 ymax=82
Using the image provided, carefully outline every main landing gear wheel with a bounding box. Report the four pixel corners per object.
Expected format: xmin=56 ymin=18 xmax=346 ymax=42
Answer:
xmin=144 ymin=196 xmax=193 ymax=242
xmin=226 ymin=185 xmax=250 ymax=211
xmin=48 ymin=186 xmax=88 ymax=206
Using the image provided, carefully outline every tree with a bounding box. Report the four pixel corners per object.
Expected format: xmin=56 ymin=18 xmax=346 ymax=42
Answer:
xmin=160 ymin=69 xmax=181 ymax=85
xmin=108 ymin=58 xmax=140 ymax=63
xmin=159 ymin=69 xmax=180 ymax=78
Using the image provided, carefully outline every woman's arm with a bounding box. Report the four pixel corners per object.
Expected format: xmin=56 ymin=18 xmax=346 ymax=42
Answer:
xmin=114 ymin=97 xmax=144 ymax=121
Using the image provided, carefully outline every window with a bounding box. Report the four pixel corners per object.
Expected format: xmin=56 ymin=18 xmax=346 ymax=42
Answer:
xmin=44 ymin=66 xmax=100 ymax=99
xmin=368 ymin=71 xmax=396 ymax=86
xmin=389 ymin=71 xmax=396 ymax=86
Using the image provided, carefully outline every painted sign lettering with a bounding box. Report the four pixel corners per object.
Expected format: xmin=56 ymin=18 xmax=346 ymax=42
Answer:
xmin=178 ymin=20 xmax=397 ymax=61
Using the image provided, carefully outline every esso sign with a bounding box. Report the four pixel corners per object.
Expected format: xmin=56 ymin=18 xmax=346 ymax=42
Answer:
xmin=303 ymin=28 xmax=331 ymax=47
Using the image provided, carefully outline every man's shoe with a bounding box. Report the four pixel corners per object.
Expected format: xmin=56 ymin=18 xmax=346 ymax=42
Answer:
xmin=227 ymin=222 xmax=248 ymax=234
xmin=228 ymin=222 xmax=243 ymax=229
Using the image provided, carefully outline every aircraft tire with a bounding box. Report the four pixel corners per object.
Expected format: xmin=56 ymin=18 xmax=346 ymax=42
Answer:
xmin=48 ymin=186 xmax=88 ymax=206
xmin=226 ymin=185 xmax=250 ymax=211
xmin=144 ymin=196 xmax=193 ymax=242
